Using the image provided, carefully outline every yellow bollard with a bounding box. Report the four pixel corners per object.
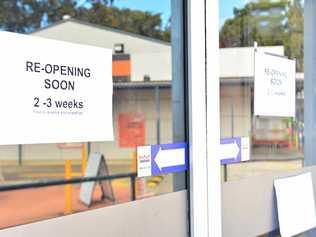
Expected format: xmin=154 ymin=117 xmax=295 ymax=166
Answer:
xmin=131 ymin=150 xmax=137 ymax=172
xmin=81 ymin=143 xmax=88 ymax=175
xmin=64 ymin=160 xmax=72 ymax=215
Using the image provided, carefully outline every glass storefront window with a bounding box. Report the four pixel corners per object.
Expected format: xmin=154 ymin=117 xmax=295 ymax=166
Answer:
xmin=0 ymin=0 xmax=186 ymax=229
xmin=219 ymin=0 xmax=304 ymax=182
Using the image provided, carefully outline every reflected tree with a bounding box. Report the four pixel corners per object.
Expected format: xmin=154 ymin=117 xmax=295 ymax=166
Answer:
xmin=286 ymin=0 xmax=304 ymax=71
xmin=220 ymin=0 xmax=304 ymax=71
xmin=0 ymin=0 xmax=171 ymax=41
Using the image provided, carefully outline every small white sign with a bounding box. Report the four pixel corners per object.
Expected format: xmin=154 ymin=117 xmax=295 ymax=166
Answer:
xmin=254 ymin=51 xmax=296 ymax=117
xmin=137 ymin=145 xmax=152 ymax=177
xmin=80 ymin=153 xmax=114 ymax=206
xmin=80 ymin=153 xmax=103 ymax=206
xmin=241 ymin=137 xmax=250 ymax=162
xmin=274 ymin=172 xmax=316 ymax=237
xmin=0 ymin=31 xmax=113 ymax=144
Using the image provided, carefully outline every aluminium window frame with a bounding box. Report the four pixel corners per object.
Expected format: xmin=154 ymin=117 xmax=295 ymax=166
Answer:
xmin=186 ymin=0 xmax=222 ymax=236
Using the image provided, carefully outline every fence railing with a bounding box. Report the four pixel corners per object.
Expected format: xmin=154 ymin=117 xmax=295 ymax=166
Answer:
xmin=0 ymin=172 xmax=137 ymax=200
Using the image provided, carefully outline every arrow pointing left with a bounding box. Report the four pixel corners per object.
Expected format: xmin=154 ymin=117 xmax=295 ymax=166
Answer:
xmin=137 ymin=142 xmax=188 ymax=177
xmin=154 ymin=147 xmax=186 ymax=171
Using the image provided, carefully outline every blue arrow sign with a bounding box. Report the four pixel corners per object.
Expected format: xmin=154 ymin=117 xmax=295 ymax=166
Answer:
xmin=137 ymin=142 xmax=188 ymax=177
xmin=220 ymin=137 xmax=241 ymax=165
xmin=220 ymin=137 xmax=250 ymax=165
xmin=151 ymin=142 xmax=188 ymax=176
xmin=137 ymin=138 xmax=249 ymax=177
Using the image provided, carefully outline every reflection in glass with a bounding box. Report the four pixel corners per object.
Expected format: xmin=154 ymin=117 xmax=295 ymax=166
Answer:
xmin=0 ymin=0 xmax=186 ymax=228
xmin=219 ymin=0 xmax=304 ymax=181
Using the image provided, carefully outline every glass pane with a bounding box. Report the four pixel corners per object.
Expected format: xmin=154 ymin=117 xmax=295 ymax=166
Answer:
xmin=219 ymin=0 xmax=304 ymax=182
xmin=0 ymin=0 xmax=186 ymax=228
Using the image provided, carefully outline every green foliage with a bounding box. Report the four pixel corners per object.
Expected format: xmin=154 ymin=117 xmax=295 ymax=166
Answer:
xmin=286 ymin=0 xmax=304 ymax=71
xmin=0 ymin=0 xmax=170 ymax=41
xmin=76 ymin=4 xmax=168 ymax=41
xmin=220 ymin=0 xmax=304 ymax=71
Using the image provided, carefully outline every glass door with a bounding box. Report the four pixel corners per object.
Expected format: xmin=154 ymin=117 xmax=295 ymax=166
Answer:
xmin=0 ymin=1 xmax=188 ymax=236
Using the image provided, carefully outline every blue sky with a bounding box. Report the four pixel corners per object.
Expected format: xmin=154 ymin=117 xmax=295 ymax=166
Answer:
xmin=219 ymin=0 xmax=247 ymax=26
xmin=113 ymin=0 xmax=171 ymax=26
xmin=77 ymin=0 xmax=247 ymax=28
xmin=112 ymin=0 xmax=246 ymax=27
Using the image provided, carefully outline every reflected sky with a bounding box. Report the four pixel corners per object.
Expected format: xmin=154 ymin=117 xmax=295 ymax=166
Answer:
xmin=113 ymin=0 xmax=246 ymax=28
xmin=76 ymin=0 xmax=246 ymax=28
xmin=76 ymin=0 xmax=171 ymax=27
xmin=220 ymin=0 xmax=247 ymax=26
xmin=113 ymin=0 xmax=170 ymax=26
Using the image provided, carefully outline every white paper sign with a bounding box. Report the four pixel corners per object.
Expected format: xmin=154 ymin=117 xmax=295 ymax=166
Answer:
xmin=254 ymin=51 xmax=296 ymax=117
xmin=0 ymin=31 xmax=113 ymax=144
xmin=137 ymin=145 xmax=152 ymax=177
xmin=274 ymin=172 xmax=316 ymax=237
xmin=241 ymin=137 xmax=250 ymax=162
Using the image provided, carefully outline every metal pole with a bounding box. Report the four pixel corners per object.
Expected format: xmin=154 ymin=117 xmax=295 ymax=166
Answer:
xmin=304 ymin=1 xmax=316 ymax=236
xmin=231 ymin=96 xmax=234 ymax=138
xmin=155 ymin=86 xmax=161 ymax=145
xmin=0 ymin=172 xmax=137 ymax=192
xmin=171 ymin=0 xmax=187 ymax=192
xmin=18 ymin=145 xmax=22 ymax=166
xmin=130 ymin=175 xmax=136 ymax=201
xmin=224 ymin=96 xmax=235 ymax=182
xmin=223 ymin=165 xmax=228 ymax=182
xmin=87 ymin=142 xmax=91 ymax=156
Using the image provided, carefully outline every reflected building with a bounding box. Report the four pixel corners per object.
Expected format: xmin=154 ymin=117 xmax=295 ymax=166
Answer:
xmin=0 ymin=18 xmax=304 ymax=169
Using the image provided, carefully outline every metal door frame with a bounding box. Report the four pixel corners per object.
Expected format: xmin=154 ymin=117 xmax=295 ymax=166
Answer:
xmin=0 ymin=1 xmax=224 ymax=236
xmin=187 ymin=0 xmax=222 ymax=236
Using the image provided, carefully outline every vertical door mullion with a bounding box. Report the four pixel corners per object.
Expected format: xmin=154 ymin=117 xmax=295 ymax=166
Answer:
xmin=187 ymin=0 xmax=222 ymax=236
xmin=187 ymin=0 xmax=208 ymax=236
xmin=205 ymin=0 xmax=222 ymax=236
